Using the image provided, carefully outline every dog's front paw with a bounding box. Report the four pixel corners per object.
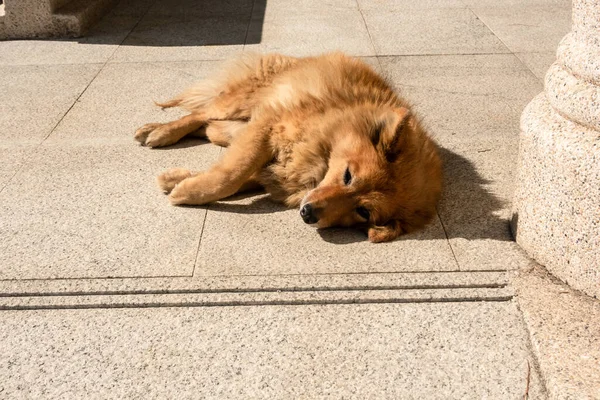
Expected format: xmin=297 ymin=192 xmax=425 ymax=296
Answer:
xmin=157 ymin=168 xmax=192 ymax=194
xmin=134 ymin=123 xmax=162 ymax=145
xmin=134 ymin=123 xmax=178 ymax=148
xmin=168 ymin=181 xmax=194 ymax=205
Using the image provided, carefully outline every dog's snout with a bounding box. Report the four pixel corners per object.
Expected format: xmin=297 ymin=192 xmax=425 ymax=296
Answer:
xmin=300 ymin=203 xmax=319 ymax=224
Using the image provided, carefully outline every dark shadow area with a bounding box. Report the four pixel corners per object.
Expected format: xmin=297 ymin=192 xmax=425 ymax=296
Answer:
xmin=150 ymin=137 xmax=211 ymax=150
xmin=437 ymin=146 xmax=512 ymax=242
xmin=71 ymin=0 xmax=266 ymax=46
xmin=317 ymin=228 xmax=367 ymax=245
xmin=209 ymin=194 xmax=288 ymax=215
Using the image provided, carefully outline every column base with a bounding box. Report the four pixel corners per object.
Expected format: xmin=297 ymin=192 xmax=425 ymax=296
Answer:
xmin=512 ymin=93 xmax=600 ymax=299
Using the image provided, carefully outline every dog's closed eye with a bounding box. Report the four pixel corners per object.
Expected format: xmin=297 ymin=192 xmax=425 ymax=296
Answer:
xmin=343 ymin=167 xmax=352 ymax=185
xmin=356 ymin=206 xmax=370 ymax=220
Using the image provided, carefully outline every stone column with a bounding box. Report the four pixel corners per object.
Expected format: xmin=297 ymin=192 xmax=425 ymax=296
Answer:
xmin=512 ymin=0 xmax=599 ymax=298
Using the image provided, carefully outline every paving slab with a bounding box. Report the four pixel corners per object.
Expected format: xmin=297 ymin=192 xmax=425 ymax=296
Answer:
xmin=111 ymin=14 xmax=249 ymax=62
xmin=378 ymin=54 xmax=542 ymax=133
xmin=249 ymin=0 xmax=360 ymax=32
xmin=146 ymin=0 xmax=256 ymax=17
xmin=254 ymin=0 xmax=358 ymax=20
xmin=0 ymin=302 xmax=544 ymax=398
xmin=516 ymin=51 xmax=557 ymax=81
xmin=462 ymin=0 xmax=570 ymax=5
xmin=245 ymin=9 xmax=376 ymax=57
xmin=0 ymin=64 xmax=102 ymax=141
xmin=197 ymin=194 xmax=457 ymax=276
xmin=470 ymin=5 xmax=572 ymax=53
xmin=0 ymin=140 xmax=219 ymax=279
xmin=0 ymin=143 xmax=37 ymax=190
xmin=515 ymin=264 xmax=600 ymax=399
xmin=362 ymin=9 xmax=509 ymax=56
xmin=48 ymin=61 xmax=220 ymax=141
xmin=357 ymin=0 xmax=466 ymax=9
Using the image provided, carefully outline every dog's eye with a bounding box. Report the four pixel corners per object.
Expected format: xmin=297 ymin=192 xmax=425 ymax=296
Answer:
xmin=343 ymin=168 xmax=352 ymax=185
xmin=356 ymin=206 xmax=370 ymax=221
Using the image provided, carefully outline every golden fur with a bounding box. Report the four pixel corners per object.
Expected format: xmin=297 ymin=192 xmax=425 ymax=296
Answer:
xmin=135 ymin=52 xmax=442 ymax=243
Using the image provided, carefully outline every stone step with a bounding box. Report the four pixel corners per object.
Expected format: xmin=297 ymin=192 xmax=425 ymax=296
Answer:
xmin=0 ymin=287 xmax=513 ymax=310
xmin=0 ymin=271 xmax=512 ymax=310
xmin=0 ymin=271 xmax=508 ymax=296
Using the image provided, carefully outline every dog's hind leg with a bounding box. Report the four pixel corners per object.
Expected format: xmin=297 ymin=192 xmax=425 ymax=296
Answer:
xmin=164 ymin=120 xmax=272 ymax=205
xmin=134 ymin=113 xmax=206 ymax=148
xmin=204 ymin=120 xmax=248 ymax=147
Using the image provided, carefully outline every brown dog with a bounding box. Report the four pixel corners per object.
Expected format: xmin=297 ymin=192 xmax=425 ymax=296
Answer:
xmin=135 ymin=52 xmax=442 ymax=242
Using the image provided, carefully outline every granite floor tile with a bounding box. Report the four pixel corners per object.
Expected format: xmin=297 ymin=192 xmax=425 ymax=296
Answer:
xmin=0 ymin=64 xmax=102 ymax=141
xmin=470 ymin=5 xmax=571 ymax=53
xmin=378 ymin=54 xmax=542 ymax=134
xmin=0 ymin=141 xmax=220 ymax=279
xmin=245 ymin=9 xmax=376 ymax=57
xmin=196 ymin=194 xmax=457 ymax=276
xmin=146 ymin=0 xmax=255 ymax=17
xmin=253 ymin=0 xmax=358 ymax=21
xmin=515 ymin=51 xmax=557 ymax=81
xmin=363 ymin=9 xmax=509 ymax=56
xmin=357 ymin=0 xmax=466 ymax=9
xmin=0 ymin=143 xmax=37 ymax=190
xmin=0 ymin=303 xmax=544 ymax=398
xmin=462 ymin=0 xmax=570 ymax=6
xmin=110 ymin=15 xmax=249 ymax=62
xmin=47 ymin=61 xmax=221 ymax=141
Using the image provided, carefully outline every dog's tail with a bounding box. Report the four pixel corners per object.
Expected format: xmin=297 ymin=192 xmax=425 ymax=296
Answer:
xmin=154 ymin=98 xmax=182 ymax=109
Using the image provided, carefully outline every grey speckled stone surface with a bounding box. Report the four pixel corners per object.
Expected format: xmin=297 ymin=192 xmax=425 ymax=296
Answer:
xmin=378 ymin=54 xmax=542 ymax=134
xmin=516 ymin=52 xmax=559 ymax=81
xmin=0 ymin=64 xmax=102 ymax=141
xmin=0 ymin=141 xmax=219 ymax=279
xmin=0 ymin=302 xmax=544 ymax=399
xmin=514 ymin=264 xmax=600 ymax=399
xmin=513 ymin=94 xmax=600 ymax=298
xmin=470 ymin=5 xmax=572 ymax=52
xmin=198 ymin=195 xmax=457 ymax=275
xmin=0 ymin=143 xmax=36 ymax=190
xmin=47 ymin=61 xmax=220 ymax=141
xmin=357 ymin=0 xmax=465 ymax=9
xmin=111 ymin=15 xmax=249 ymax=62
xmin=362 ymin=9 xmax=509 ymax=56
xmin=245 ymin=9 xmax=376 ymax=57
xmin=546 ymin=61 xmax=600 ymax=130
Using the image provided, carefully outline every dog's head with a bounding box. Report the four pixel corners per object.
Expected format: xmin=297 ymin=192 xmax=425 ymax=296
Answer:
xmin=299 ymin=106 xmax=442 ymax=243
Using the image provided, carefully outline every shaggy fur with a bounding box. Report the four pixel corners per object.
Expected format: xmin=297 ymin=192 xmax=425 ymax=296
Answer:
xmin=135 ymin=52 xmax=442 ymax=243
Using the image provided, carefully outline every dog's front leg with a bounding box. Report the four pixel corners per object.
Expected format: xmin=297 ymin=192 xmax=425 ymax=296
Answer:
xmin=167 ymin=121 xmax=271 ymax=205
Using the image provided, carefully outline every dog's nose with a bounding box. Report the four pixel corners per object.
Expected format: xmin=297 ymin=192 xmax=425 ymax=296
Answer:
xmin=300 ymin=203 xmax=319 ymax=224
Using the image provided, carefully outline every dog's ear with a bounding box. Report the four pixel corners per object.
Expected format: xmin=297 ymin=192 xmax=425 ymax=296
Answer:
xmin=374 ymin=107 xmax=412 ymax=163
xmin=367 ymin=220 xmax=404 ymax=243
